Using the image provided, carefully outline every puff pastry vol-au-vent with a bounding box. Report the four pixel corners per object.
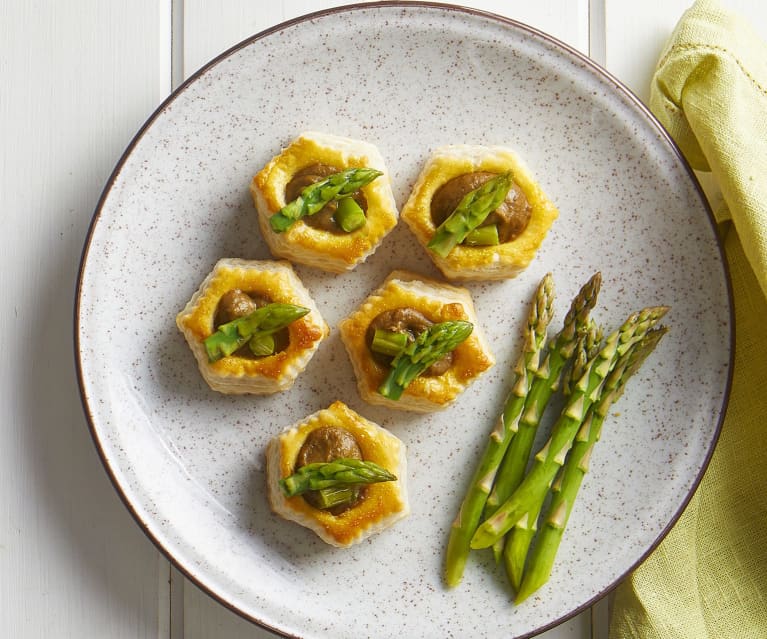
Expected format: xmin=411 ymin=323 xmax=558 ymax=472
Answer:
xmin=401 ymin=144 xmax=559 ymax=281
xmin=338 ymin=270 xmax=495 ymax=413
xmin=176 ymin=258 xmax=329 ymax=394
xmin=266 ymin=401 xmax=410 ymax=547
xmin=250 ymin=132 xmax=399 ymax=273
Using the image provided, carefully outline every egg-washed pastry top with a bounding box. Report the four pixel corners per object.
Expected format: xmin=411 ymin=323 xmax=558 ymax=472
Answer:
xmin=251 ymin=132 xmax=399 ymax=273
xmin=176 ymin=258 xmax=328 ymax=394
xmin=266 ymin=400 xmax=409 ymax=547
xmin=338 ymin=270 xmax=495 ymax=413
xmin=401 ymin=144 xmax=558 ymax=281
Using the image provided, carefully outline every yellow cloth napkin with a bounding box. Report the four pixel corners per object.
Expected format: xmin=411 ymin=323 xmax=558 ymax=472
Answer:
xmin=610 ymin=1 xmax=767 ymax=638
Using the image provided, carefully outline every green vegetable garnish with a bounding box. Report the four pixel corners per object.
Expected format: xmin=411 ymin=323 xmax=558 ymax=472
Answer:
xmin=314 ymin=486 xmax=361 ymax=510
xmin=371 ymin=329 xmax=409 ymax=357
xmin=279 ymin=458 xmax=397 ymax=498
xmin=248 ymin=333 xmax=275 ymax=357
xmin=334 ymin=196 xmax=367 ymax=232
xmin=427 ymin=173 xmax=512 ymax=257
xmin=464 ymin=224 xmax=500 ymax=246
xmin=270 ymin=167 xmax=382 ymax=233
xmin=203 ymin=303 xmax=309 ymax=362
xmin=378 ymin=320 xmax=473 ymax=400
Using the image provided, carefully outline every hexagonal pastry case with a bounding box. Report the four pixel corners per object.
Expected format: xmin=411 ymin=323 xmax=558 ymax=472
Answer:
xmin=250 ymin=132 xmax=399 ymax=272
xmin=265 ymin=400 xmax=410 ymax=547
xmin=338 ymin=270 xmax=495 ymax=412
xmin=401 ymin=144 xmax=558 ymax=281
xmin=176 ymin=258 xmax=329 ymax=394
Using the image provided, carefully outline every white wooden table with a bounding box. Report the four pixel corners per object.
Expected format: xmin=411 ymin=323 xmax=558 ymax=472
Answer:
xmin=1 ymin=1 xmax=763 ymax=637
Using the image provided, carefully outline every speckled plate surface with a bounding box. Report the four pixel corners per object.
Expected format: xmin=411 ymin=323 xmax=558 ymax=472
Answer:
xmin=76 ymin=4 xmax=732 ymax=638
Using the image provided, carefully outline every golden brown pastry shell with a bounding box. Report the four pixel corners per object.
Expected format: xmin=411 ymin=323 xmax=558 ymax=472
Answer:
xmin=251 ymin=132 xmax=399 ymax=272
xmin=401 ymin=144 xmax=559 ymax=281
xmin=338 ymin=270 xmax=494 ymax=412
xmin=265 ymin=401 xmax=409 ymax=547
xmin=176 ymin=258 xmax=329 ymax=394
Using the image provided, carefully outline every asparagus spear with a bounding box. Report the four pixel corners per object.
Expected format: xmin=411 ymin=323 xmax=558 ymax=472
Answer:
xmin=334 ymin=196 xmax=366 ymax=232
xmin=482 ymin=273 xmax=602 ymax=565
xmin=204 ymin=303 xmax=309 ymax=362
xmin=279 ymin=458 xmax=396 ymax=497
xmin=313 ymin=485 xmax=361 ymax=510
xmin=269 ymin=167 xmax=382 ymax=232
xmin=515 ymin=326 xmax=668 ymax=602
xmin=371 ymin=329 xmax=409 ymax=357
xmin=563 ymin=321 xmax=604 ymax=398
xmin=464 ymin=224 xmax=500 ymax=246
xmin=427 ymin=173 xmax=512 ymax=257
xmin=470 ymin=305 xmax=669 ymax=550
xmin=378 ymin=320 xmax=473 ymax=400
xmin=444 ymin=274 xmax=555 ymax=588
xmin=502 ymin=320 xmax=603 ymax=587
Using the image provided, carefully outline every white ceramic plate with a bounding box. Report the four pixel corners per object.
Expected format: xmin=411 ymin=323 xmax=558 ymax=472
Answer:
xmin=76 ymin=4 xmax=731 ymax=638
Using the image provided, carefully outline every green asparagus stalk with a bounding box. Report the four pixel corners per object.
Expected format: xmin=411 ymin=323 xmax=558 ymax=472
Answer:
xmin=279 ymin=458 xmax=396 ymax=497
xmin=371 ymin=329 xmax=409 ymax=357
xmin=334 ymin=196 xmax=367 ymax=232
xmin=269 ymin=167 xmax=382 ymax=232
xmin=470 ymin=305 xmax=669 ymax=550
xmin=482 ymin=273 xmax=602 ymax=565
xmin=502 ymin=320 xmax=603 ymax=587
xmin=314 ymin=485 xmax=361 ymax=510
xmin=204 ymin=303 xmax=309 ymax=362
xmin=248 ymin=333 xmax=276 ymax=357
xmin=427 ymin=173 xmax=512 ymax=257
xmin=563 ymin=321 xmax=604 ymax=398
xmin=464 ymin=224 xmax=500 ymax=246
xmin=378 ymin=320 xmax=474 ymax=400
xmin=444 ymin=274 xmax=555 ymax=588
xmin=515 ymin=326 xmax=668 ymax=602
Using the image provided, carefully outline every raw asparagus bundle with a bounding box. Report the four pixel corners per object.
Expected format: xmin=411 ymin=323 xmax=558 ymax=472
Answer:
xmin=483 ymin=273 xmax=602 ymax=566
xmin=443 ymin=271 xmax=669 ymax=599
xmin=515 ymin=326 xmax=668 ymax=601
xmin=444 ymin=274 xmax=555 ymax=588
xmin=269 ymin=167 xmax=382 ymax=232
xmin=502 ymin=320 xmax=604 ymax=588
xmin=470 ymin=304 xmax=669 ymax=550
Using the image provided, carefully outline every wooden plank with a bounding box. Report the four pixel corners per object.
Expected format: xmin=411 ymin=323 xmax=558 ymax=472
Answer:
xmin=590 ymin=596 xmax=610 ymax=639
xmin=183 ymin=580 xmax=590 ymax=638
xmin=603 ymin=0 xmax=767 ymax=247
xmin=184 ymin=580 xmax=276 ymax=638
xmin=605 ymin=0 xmax=767 ymax=102
xmin=0 ymin=1 xmax=172 ymax=637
